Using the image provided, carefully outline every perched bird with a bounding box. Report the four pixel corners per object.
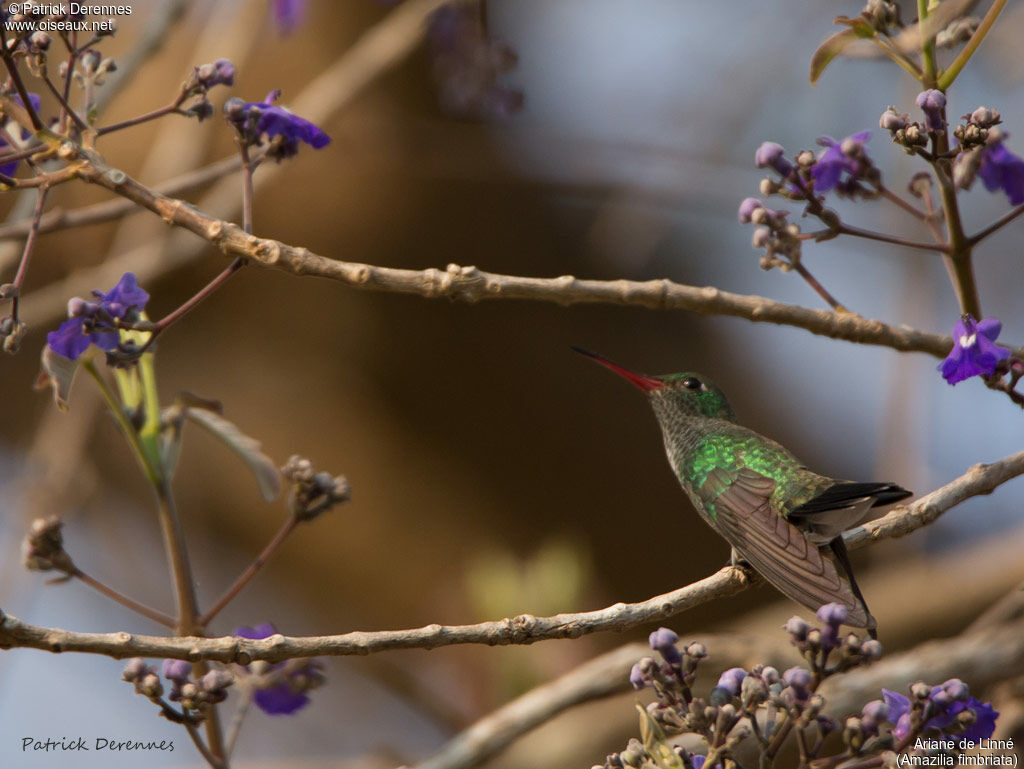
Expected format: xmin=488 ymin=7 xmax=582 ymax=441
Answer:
xmin=574 ymin=347 xmax=910 ymax=636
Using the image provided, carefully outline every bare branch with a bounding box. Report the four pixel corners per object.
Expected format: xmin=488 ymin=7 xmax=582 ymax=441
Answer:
xmin=0 ymin=153 xmax=249 ymax=241
xmin=2 ymin=451 xmax=1022 ymax=662
xmin=68 ymin=150 xmax=971 ymax=360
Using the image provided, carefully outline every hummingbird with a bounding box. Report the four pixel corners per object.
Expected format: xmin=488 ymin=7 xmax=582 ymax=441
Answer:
xmin=574 ymin=347 xmax=910 ymax=636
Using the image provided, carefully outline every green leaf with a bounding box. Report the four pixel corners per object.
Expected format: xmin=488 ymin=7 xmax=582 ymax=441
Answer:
xmin=810 ymin=27 xmax=872 ymax=84
xmin=182 ymin=406 xmax=281 ymax=502
xmin=636 ymin=704 xmax=686 ymax=769
xmin=35 ymin=345 xmax=81 ymax=410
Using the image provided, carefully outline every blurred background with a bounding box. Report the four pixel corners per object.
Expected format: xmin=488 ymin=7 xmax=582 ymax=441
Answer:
xmin=1 ymin=0 xmax=1023 ymax=766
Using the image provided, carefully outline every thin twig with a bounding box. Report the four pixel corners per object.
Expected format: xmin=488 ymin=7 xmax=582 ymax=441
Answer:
xmin=968 ymin=203 xmax=1024 ymax=247
xmin=9 ymin=185 xmax=49 ymax=322
xmin=71 ymin=568 xmax=176 ymax=628
xmin=198 ymin=517 xmax=298 ymax=626
xmin=835 ymin=222 xmax=948 ymax=252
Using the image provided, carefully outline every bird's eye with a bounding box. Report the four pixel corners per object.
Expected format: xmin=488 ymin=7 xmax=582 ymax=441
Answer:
xmin=681 ymin=377 xmax=702 ymax=391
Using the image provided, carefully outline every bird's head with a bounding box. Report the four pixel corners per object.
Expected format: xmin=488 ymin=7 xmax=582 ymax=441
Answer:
xmin=573 ymin=347 xmax=735 ymax=421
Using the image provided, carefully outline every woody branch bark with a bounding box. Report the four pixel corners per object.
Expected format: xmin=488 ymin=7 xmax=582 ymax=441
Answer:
xmin=67 ymin=151 xmax=974 ymax=360
xmin=2 ymin=450 xmax=1022 ymax=663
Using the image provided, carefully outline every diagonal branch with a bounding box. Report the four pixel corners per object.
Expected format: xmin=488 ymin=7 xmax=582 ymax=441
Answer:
xmin=69 ymin=150 xmax=973 ymax=360
xmin=2 ymin=450 xmax=1022 ymax=663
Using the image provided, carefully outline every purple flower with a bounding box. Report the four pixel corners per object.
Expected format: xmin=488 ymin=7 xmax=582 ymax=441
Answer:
xmin=234 ymin=623 xmax=323 ymax=715
xmin=271 ymin=0 xmax=307 ymax=34
xmin=938 ymin=315 xmax=1011 ymax=385
xmin=196 ymin=59 xmax=235 ymax=89
xmin=0 ymin=93 xmax=41 ymax=176
xmin=648 ymin=627 xmax=681 ymax=664
xmin=811 ymin=130 xmax=872 ymax=194
xmin=883 ymin=685 xmax=998 ymax=742
xmin=629 ymin=663 xmax=648 ymax=690
xmin=225 ymin=91 xmax=330 ymax=160
xmin=755 ymin=141 xmax=793 ymax=177
xmin=162 ymin=659 xmax=192 ymax=684
xmin=716 ymin=667 xmax=747 ymax=696
xmin=46 ymin=273 xmax=149 ymax=361
xmin=783 ymin=666 xmax=812 ymax=693
xmin=816 ymin=602 xmax=847 ymax=649
xmin=916 ymin=89 xmax=947 ymax=132
xmin=978 ymin=141 xmax=1024 ymax=205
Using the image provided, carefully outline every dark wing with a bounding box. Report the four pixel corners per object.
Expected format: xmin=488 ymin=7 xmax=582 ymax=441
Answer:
xmin=702 ymin=466 xmax=875 ymax=629
xmin=789 ymin=481 xmax=911 ymax=515
xmin=786 ymin=481 xmax=912 ymax=543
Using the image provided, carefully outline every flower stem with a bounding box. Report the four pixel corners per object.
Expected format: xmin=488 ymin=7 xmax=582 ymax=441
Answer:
xmin=917 ymin=0 xmax=938 ymax=87
xmin=146 ymin=258 xmax=246 ymax=343
xmin=223 ymin=688 xmax=253 ymax=758
xmin=875 ymin=183 xmax=929 ymax=221
xmin=834 ymin=222 xmax=949 ymax=253
xmin=81 ymin=360 xmax=162 ymax=487
xmin=96 ymin=102 xmax=183 ymax=136
xmin=239 ymin=142 xmax=255 ymax=235
xmin=70 ymin=567 xmax=176 ymax=628
xmin=153 ymin=480 xmax=200 ymax=634
xmin=968 ymin=203 xmax=1024 ymax=246
xmin=937 ymin=0 xmax=1008 ymax=90
xmin=184 ymin=721 xmax=225 ymax=769
xmin=872 ymin=37 xmax=923 ymax=81
xmin=931 ymin=121 xmax=982 ymax=317
xmin=40 ymin=73 xmax=88 ymax=133
xmin=9 ymin=185 xmax=49 ymax=323
xmin=199 ymin=516 xmax=299 ymax=626
xmin=791 ymin=261 xmax=847 ymax=313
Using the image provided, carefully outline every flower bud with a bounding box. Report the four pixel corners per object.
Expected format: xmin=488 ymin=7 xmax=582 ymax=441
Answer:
xmin=910 ymin=681 xmax=932 ymax=700
xmin=970 ymin=106 xmax=1000 ymax=128
xmin=648 ymin=627 xmax=681 ymax=665
xmin=738 ymin=197 xmax=763 ymax=224
xmin=916 ymin=89 xmax=947 ymax=132
xmin=684 ymin=641 xmax=706 ymax=660
xmin=784 ymin=616 xmax=809 ymax=641
xmin=122 ymin=658 xmax=149 ymax=683
xmin=755 ymin=141 xmax=793 ymax=177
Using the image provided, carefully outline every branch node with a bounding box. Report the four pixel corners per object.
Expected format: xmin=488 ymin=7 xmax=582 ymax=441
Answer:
xmin=253 ymin=239 xmax=280 ymax=265
xmin=204 ymin=220 xmax=224 ymax=244
xmin=103 ymin=168 xmax=127 ymax=186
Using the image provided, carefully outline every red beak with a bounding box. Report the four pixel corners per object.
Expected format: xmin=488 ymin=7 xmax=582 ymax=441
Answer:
xmin=572 ymin=347 xmax=664 ymax=392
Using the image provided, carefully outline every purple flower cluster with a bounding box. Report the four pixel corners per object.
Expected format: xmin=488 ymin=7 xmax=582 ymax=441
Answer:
xmin=224 ymin=91 xmax=330 ymax=160
xmin=234 ymin=622 xmax=324 ymax=715
xmin=883 ymin=680 xmax=998 ymax=742
xmin=811 ymin=131 xmax=872 ymax=195
xmin=122 ymin=658 xmax=233 ymax=710
xmin=46 ymin=273 xmax=149 ymax=361
xmin=938 ymin=315 xmax=1012 ymax=385
xmin=162 ymin=659 xmax=233 ymax=710
xmin=752 ymin=131 xmax=875 ymax=199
